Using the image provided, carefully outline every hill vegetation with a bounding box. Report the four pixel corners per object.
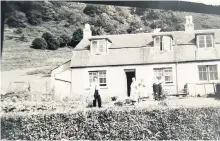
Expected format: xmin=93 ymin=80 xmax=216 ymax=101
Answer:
xmin=2 ymin=1 xmax=220 ymax=70
xmin=4 ymin=1 xmax=220 ymax=37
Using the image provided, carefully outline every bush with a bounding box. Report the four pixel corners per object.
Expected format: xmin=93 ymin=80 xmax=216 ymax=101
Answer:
xmin=5 ymin=10 xmax=28 ymax=28
xmin=47 ymin=37 xmax=60 ymax=50
xmin=19 ymin=34 xmax=29 ymax=42
xmin=59 ymin=34 xmax=71 ymax=47
xmin=1 ymin=107 xmax=220 ymax=140
xmin=83 ymin=4 xmax=104 ymax=16
xmin=26 ymin=10 xmax=42 ymax=25
xmin=111 ymin=96 xmax=118 ymax=101
xmin=42 ymin=32 xmax=54 ymax=41
xmin=13 ymin=28 xmax=23 ymax=34
xmin=31 ymin=38 xmax=47 ymax=49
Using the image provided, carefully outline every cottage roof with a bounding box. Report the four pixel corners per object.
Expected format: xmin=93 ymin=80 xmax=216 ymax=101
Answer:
xmin=71 ymin=29 xmax=220 ymax=68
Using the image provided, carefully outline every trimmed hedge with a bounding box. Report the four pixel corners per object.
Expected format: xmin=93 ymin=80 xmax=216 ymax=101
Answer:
xmin=1 ymin=107 xmax=220 ymax=140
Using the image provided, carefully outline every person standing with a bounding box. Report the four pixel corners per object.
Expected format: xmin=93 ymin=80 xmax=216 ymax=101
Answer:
xmin=90 ymin=76 xmax=102 ymax=108
xmin=153 ymin=75 xmax=164 ymax=100
xmin=130 ymin=77 xmax=138 ymax=105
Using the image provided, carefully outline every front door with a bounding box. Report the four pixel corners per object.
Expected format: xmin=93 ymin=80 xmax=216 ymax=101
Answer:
xmin=125 ymin=69 xmax=136 ymax=97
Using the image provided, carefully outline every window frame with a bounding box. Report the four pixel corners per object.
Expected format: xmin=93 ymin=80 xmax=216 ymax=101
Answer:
xmin=198 ymin=65 xmax=218 ymax=82
xmin=91 ymin=39 xmax=107 ymax=55
xmin=153 ymin=67 xmax=174 ymax=84
xmin=88 ymin=70 xmax=107 ymax=87
xmin=154 ymin=35 xmax=173 ymax=51
xmin=197 ymin=34 xmax=214 ymax=48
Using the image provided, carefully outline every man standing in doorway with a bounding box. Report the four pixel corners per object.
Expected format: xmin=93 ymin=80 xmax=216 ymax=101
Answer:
xmin=90 ymin=76 xmax=102 ymax=108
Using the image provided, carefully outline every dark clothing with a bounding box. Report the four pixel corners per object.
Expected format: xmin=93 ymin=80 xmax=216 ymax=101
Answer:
xmin=93 ymin=89 xmax=102 ymax=108
xmin=153 ymin=83 xmax=162 ymax=99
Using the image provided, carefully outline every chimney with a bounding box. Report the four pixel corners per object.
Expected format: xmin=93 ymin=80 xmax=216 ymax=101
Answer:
xmin=184 ymin=16 xmax=194 ymax=32
xmin=83 ymin=24 xmax=92 ymax=39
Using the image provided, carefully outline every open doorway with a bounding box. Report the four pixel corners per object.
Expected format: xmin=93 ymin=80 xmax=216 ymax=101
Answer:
xmin=125 ymin=69 xmax=136 ymax=97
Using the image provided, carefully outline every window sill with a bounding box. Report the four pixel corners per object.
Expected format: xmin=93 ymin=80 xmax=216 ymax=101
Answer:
xmin=85 ymin=86 xmax=108 ymax=90
xmin=164 ymin=83 xmax=175 ymax=86
xmin=197 ymin=80 xmax=219 ymax=84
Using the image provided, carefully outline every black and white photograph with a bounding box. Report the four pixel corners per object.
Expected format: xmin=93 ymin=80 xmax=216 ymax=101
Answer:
xmin=1 ymin=0 xmax=220 ymax=140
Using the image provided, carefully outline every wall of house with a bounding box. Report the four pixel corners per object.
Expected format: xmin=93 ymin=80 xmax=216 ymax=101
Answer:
xmin=177 ymin=61 xmax=220 ymax=96
xmin=71 ymin=60 xmax=220 ymax=100
xmin=71 ymin=63 xmax=177 ymax=101
xmin=53 ymin=70 xmax=72 ymax=100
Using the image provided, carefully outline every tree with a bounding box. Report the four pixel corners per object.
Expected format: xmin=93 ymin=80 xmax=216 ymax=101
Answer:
xmin=59 ymin=34 xmax=71 ymax=47
xmin=31 ymin=38 xmax=47 ymax=49
xmin=69 ymin=28 xmax=83 ymax=47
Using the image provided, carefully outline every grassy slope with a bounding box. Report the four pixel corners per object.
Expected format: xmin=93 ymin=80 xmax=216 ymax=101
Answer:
xmin=2 ymin=2 xmax=220 ymax=72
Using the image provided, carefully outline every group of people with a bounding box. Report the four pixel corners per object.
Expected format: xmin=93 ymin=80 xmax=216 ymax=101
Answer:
xmin=130 ymin=75 xmax=165 ymax=105
xmin=89 ymin=75 xmax=165 ymax=108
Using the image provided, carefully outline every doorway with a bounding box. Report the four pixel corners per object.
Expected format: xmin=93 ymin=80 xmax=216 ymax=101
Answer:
xmin=125 ymin=69 xmax=136 ymax=97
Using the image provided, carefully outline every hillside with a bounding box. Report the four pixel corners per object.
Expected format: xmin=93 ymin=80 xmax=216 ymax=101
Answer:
xmin=2 ymin=1 xmax=220 ymax=72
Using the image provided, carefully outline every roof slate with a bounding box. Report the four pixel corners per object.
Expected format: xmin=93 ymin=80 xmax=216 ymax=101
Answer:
xmin=71 ymin=29 xmax=220 ymax=68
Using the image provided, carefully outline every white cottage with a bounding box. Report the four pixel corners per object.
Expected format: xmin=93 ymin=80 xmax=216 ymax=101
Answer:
xmin=53 ymin=16 xmax=220 ymax=100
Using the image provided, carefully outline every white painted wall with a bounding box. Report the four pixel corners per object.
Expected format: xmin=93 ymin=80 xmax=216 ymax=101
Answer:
xmin=53 ymin=70 xmax=71 ymax=100
xmin=71 ymin=63 xmax=177 ymax=101
xmin=177 ymin=61 xmax=220 ymax=96
xmin=71 ymin=61 xmax=220 ymax=100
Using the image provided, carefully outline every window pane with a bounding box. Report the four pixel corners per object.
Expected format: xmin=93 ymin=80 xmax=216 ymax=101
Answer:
xmin=92 ymin=41 xmax=98 ymax=53
xmin=198 ymin=66 xmax=207 ymax=72
xmin=89 ymin=72 xmax=98 ymax=84
xmin=98 ymin=71 xmax=107 ymax=86
xmin=208 ymin=65 xmax=218 ymax=80
xmin=198 ymin=35 xmax=205 ymax=48
xmin=206 ymin=35 xmax=213 ymax=47
xmin=209 ymin=65 xmax=217 ymax=72
xmin=155 ymin=37 xmax=160 ymax=48
xmin=99 ymin=40 xmax=106 ymax=53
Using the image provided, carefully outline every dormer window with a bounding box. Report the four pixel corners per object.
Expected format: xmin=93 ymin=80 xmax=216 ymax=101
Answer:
xmin=153 ymin=35 xmax=173 ymax=51
xmin=197 ymin=34 xmax=214 ymax=48
xmin=89 ymin=37 xmax=112 ymax=55
xmin=91 ymin=39 xmax=107 ymax=55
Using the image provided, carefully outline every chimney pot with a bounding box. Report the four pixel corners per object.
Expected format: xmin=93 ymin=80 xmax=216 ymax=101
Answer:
xmin=185 ymin=15 xmax=194 ymax=32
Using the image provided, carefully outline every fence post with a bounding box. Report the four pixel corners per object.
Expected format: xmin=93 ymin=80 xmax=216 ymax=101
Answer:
xmin=213 ymin=82 xmax=216 ymax=94
xmin=204 ymin=84 xmax=206 ymax=96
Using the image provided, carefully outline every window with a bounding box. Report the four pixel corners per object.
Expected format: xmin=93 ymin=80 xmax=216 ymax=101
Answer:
xmin=89 ymin=70 xmax=107 ymax=86
xmin=197 ymin=34 xmax=213 ymax=48
xmin=154 ymin=68 xmax=173 ymax=83
xmin=154 ymin=36 xmax=172 ymax=51
xmin=91 ymin=40 xmax=107 ymax=55
xmin=198 ymin=65 xmax=218 ymax=81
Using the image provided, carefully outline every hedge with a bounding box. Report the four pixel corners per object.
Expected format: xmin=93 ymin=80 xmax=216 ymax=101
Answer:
xmin=1 ymin=107 xmax=220 ymax=140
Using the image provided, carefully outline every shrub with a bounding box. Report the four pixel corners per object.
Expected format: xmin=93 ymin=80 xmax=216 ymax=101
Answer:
xmin=83 ymin=4 xmax=104 ymax=16
xmin=47 ymin=37 xmax=60 ymax=50
xmin=111 ymin=96 xmax=118 ymax=101
xmin=13 ymin=28 xmax=23 ymax=34
xmin=42 ymin=32 xmax=54 ymax=41
xmin=5 ymin=10 xmax=28 ymax=27
xmin=59 ymin=34 xmax=71 ymax=47
xmin=31 ymin=38 xmax=47 ymax=49
xmin=19 ymin=34 xmax=28 ymax=42
xmin=1 ymin=107 xmax=220 ymax=140
xmin=26 ymin=10 xmax=42 ymax=25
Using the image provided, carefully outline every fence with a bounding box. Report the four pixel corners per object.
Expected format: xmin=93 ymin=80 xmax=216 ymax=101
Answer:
xmin=187 ymin=82 xmax=220 ymax=97
xmin=3 ymin=81 xmax=54 ymax=101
